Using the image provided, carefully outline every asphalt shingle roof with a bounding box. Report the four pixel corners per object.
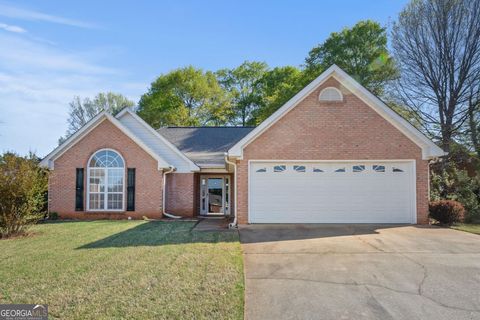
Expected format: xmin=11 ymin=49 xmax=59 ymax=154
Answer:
xmin=157 ymin=126 xmax=255 ymax=167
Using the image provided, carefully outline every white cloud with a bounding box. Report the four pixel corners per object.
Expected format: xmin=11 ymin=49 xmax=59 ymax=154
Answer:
xmin=0 ymin=33 xmax=144 ymax=157
xmin=0 ymin=22 xmax=26 ymax=33
xmin=0 ymin=2 xmax=97 ymax=28
xmin=0 ymin=34 xmax=117 ymax=74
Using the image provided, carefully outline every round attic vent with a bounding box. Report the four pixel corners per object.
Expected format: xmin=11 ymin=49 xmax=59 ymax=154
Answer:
xmin=319 ymin=87 xmax=343 ymax=102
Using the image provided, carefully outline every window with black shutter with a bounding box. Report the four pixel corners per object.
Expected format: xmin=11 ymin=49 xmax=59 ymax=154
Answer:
xmin=75 ymin=168 xmax=84 ymax=211
xmin=127 ymin=168 xmax=135 ymax=211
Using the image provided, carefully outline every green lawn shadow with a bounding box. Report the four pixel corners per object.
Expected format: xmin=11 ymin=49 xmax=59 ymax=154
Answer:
xmin=77 ymin=221 xmax=237 ymax=249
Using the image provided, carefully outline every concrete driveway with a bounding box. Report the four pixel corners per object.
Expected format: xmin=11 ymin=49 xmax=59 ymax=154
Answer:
xmin=239 ymin=224 xmax=480 ymax=320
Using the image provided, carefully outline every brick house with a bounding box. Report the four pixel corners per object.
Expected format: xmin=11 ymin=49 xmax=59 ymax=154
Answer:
xmin=40 ymin=65 xmax=445 ymax=227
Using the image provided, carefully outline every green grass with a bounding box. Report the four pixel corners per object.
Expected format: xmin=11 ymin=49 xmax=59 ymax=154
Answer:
xmin=451 ymin=223 xmax=480 ymax=235
xmin=0 ymin=221 xmax=244 ymax=319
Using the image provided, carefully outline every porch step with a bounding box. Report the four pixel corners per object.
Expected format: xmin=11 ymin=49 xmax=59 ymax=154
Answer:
xmin=193 ymin=218 xmax=232 ymax=231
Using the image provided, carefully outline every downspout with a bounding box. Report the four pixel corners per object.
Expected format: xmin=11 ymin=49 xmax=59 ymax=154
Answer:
xmin=162 ymin=166 xmax=182 ymax=219
xmin=224 ymin=153 xmax=238 ymax=229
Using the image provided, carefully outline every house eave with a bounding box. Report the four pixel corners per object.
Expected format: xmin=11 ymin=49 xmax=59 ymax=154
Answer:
xmin=227 ymin=64 xmax=446 ymax=160
xmin=116 ymin=108 xmax=200 ymax=172
xmin=39 ymin=112 xmax=171 ymax=170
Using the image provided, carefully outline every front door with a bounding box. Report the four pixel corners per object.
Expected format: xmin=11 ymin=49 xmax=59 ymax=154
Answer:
xmin=200 ymin=176 xmax=230 ymax=216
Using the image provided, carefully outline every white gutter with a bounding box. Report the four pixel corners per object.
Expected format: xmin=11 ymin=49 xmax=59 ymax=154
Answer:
xmin=224 ymin=153 xmax=238 ymax=229
xmin=162 ymin=166 xmax=182 ymax=219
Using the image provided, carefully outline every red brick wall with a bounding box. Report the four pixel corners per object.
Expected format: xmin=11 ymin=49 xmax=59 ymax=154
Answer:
xmin=49 ymin=119 xmax=164 ymax=219
xmin=236 ymin=78 xmax=430 ymax=224
xmin=165 ymin=173 xmax=195 ymax=217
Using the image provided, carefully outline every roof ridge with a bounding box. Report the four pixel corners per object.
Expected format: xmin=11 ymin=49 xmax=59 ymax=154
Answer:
xmin=158 ymin=126 xmax=256 ymax=129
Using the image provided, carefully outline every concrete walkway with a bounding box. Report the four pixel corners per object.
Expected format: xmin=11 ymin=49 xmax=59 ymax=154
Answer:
xmin=239 ymin=224 xmax=480 ymax=320
xmin=192 ymin=218 xmax=231 ymax=232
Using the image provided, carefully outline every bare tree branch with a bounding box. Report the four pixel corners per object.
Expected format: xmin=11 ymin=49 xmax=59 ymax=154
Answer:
xmin=392 ymin=0 xmax=480 ymax=152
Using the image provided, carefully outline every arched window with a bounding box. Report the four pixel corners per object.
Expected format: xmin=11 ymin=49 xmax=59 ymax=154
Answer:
xmin=319 ymin=87 xmax=343 ymax=102
xmin=87 ymin=149 xmax=125 ymax=211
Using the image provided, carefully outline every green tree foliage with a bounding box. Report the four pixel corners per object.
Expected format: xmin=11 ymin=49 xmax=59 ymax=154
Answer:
xmin=138 ymin=66 xmax=231 ymax=128
xmin=60 ymin=92 xmax=134 ymax=143
xmin=304 ymin=20 xmax=398 ymax=95
xmin=253 ymin=66 xmax=303 ymax=124
xmin=0 ymin=152 xmax=48 ymax=238
xmin=431 ymin=143 xmax=480 ymax=222
xmin=217 ymin=61 xmax=268 ymax=126
xmin=431 ymin=165 xmax=480 ymax=223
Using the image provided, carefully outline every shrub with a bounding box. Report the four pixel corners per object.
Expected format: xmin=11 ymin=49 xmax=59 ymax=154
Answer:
xmin=0 ymin=152 xmax=48 ymax=238
xmin=430 ymin=164 xmax=480 ymax=222
xmin=48 ymin=212 xmax=59 ymax=220
xmin=429 ymin=200 xmax=465 ymax=225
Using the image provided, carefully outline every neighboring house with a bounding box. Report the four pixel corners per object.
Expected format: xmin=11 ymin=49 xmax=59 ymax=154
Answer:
xmin=40 ymin=65 xmax=445 ymax=226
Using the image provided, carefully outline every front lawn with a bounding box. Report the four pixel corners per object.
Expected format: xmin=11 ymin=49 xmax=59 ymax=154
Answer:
xmin=0 ymin=221 xmax=244 ymax=319
xmin=451 ymin=223 xmax=480 ymax=235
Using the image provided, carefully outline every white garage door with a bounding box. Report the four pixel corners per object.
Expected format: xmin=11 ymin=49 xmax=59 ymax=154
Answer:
xmin=249 ymin=161 xmax=416 ymax=224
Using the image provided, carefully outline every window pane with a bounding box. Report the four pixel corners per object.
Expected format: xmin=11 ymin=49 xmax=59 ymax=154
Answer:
xmin=107 ymin=193 xmax=123 ymax=210
xmin=353 ymin=165 xmax=365 ymax=172
xmin=313 ymin=168 xmax=324 ymax=172
xmin=89 ymin=150 xmax=125 ymax=211
xmin=89 ymin=168 xmax=105 ymax=192
xmin=256 ymin=168 xmax=267 ymax=173
xmin=373 ymin=165 xmax=385 ymax=172
xmin=393 ymin=167 xmax=404 ymax=172
xmin=225 ymin=177 xmax=229 ymax=212
xmin=90 ymin=150 xmax=107 ymax=167
xmin=89 ymin=193 xmax=105 ymax=210
xmin=293 ymin=165 xmax=306 ymax=172
xmin=273 ymin=165 xmax=286 ymax=172
xmin=335 ymin=167 xmax=346 ymax=173
xmin=89 ymin=150 xmax=124 ymax=168
xmin=107 ymin=168 xmax=124 ymax=192
xmin=105 ymin=150 xmax=124 ymax=167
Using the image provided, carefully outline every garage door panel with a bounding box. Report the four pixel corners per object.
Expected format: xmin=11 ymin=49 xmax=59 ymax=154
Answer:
xmin=249 ymin=161 xmax=415 ymax=223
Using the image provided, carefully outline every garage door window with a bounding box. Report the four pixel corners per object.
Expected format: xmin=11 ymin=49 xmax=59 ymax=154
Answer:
xmin=352 ymin=165 xmax=365 ymax=172
xmin=373 ymin=165 xmax=385 ymax=172
xmin=393 ymin=167 xmax=404 ymax=172
xmin=273 ymin=165 xmax=286 ymax=172
xmin=256 ymin=168 xmax=267 ymax=173
xmin=313 ymin=168 xmax=324 ymax=173
xmin=335 ymin=167 xmax=346 ymax=173
xmin=293 ymin=165 xmax=306 ymax=172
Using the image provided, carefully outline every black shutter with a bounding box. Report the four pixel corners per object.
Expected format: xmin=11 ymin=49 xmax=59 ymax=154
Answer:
xmin=127 ymin=168 xmax=135 ymax=211
xmin=75 ymin=168 xmax=84 ymax=211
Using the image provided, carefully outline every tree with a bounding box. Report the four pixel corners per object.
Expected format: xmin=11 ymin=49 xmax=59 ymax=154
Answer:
xmin=304 ymin=20 xmax=398 ymax=95
xmin=253 ymin=66 xmax=303 ymax=124
xmin=60 ymin=92 xmax=134 ymax=143
xmin=0 ymin=152 xmax=48 ymax=238
xmin=217 ymin=61 xmax=269 ymax=126
xmin=392 ymin=0 xmax=480 ymax=153
xmin=137 ymin=66 xmax=231 ymax=128
xmin=466 ymin=85 xmax=480 ymax=157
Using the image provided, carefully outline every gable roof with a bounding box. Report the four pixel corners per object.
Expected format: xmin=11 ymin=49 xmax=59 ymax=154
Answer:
xmin=116 ymin=108 xmax=199 ymax=171
xmin=157 ymin=127 xmax=254 ymax=167
xmin=39 ymin=111 xmax=171 ymax=170
xmin=228 ymin=65 xmax=446 ymax=160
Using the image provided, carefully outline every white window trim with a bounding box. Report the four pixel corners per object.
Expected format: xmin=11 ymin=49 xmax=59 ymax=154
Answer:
xmin=86 ymin=148 xmax=126 ymax=212
xmin=319 ymin=86 xmax=343 ymax=101
xmin=199 ymin=175 xmax=231 ymax=216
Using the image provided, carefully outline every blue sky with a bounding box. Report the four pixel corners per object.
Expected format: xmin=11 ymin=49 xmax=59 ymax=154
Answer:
xmin=0 ymin=0 xmax=408 ymax=156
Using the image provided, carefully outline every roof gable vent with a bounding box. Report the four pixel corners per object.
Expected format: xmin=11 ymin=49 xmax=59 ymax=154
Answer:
xmin=319 ymin=87 xmax=343 ymax=102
